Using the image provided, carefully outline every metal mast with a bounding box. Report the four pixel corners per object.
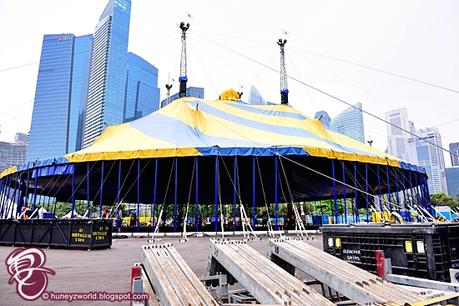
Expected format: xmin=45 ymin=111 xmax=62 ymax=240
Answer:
xmin=179 ymin=22 xmax=190 ymax=98
xmin=277 ymin=38 xmax=289 ymax=105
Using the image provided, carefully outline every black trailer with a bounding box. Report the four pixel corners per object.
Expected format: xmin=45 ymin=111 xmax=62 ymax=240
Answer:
xmin=321 ymin=223 xmax=459 ymax=282
xmin=0 ymin=218 xmax=112 ymax=250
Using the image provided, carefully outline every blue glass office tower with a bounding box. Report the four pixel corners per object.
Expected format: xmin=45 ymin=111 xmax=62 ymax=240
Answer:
xmin=248 ymin=86 xmax=266 ymax=105
xmin=28 ymin=34 xmax=92 ymax=161
xmin=329 ymin=103 xmax=365 ymax=143
xmin=161 ymin=87 xmax=204 ymax=108
xmin=69 ymin=35 xmax=93 ymax=152
xmin=83 ymin=0 xmax=131 ymax=148
xmin=123 ymin=52 xmax=160 ymax=122
xmin=314 ymin=111 xmax=331 ymax=128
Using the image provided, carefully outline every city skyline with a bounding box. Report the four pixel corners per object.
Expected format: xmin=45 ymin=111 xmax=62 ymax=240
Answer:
xmin=0 ymin=0 xmax=458 ymax=165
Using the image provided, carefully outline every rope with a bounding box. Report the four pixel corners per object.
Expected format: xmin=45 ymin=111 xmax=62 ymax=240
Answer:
xmin=255 ymin=157 xmax=275 ymax=237
xmin=195 ymin=33 xmax=459 ymax=161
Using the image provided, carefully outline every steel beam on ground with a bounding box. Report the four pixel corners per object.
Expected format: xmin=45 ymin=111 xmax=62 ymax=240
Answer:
xmin=268 ymin=238 xmax=424 ymax=305
xmin=209 ymin=239 xmax=333 ymax=305
xmin=141 ymin=243 xmax=218 ymax=306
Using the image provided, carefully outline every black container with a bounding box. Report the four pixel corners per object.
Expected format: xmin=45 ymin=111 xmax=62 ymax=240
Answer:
xmin=0 ymin=219 xmax=112 ymax=250
xmin=321 ymin=223 xmax=459 ymax=282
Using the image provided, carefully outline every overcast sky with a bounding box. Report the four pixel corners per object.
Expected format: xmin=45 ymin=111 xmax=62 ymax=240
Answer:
xmin=0 ymin=0 xmax=458 ymax=165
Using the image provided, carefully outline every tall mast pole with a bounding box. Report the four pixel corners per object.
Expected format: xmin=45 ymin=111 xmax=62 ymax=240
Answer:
xmin=277 ymin=38 xmax=289 ymax=105
xmin=179 ymin=22 xmax=190 ymax=98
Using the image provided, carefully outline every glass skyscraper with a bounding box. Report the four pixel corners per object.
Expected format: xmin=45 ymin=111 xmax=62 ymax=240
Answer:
xmin=124 ymin=52 xmax=160 ymax=122
xmin=450 ymin=142 xmax=459 ymax=167
xmin=248 ymin=86 xmax=266 ymax=105
xmin=314 ymin=111 xmax=331 ymax=128
xmin=83 ymin=0 xmax=131 ymax=148
xmin=408 ymin=127 xmax=447 ymax=194
xmin=69 ymin=35 xmax=93 ymax=153
xmin=161 ymin=87 xmax=204 ymax=108
xmin=446 ymin=167 xmax=459 ymax=197
xmin=28 ymin=34 xmax=92 ymax=161
xmin=329 ymin=102 xmax=365 ymax=143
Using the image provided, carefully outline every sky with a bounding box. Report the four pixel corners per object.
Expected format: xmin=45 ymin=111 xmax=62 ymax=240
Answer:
xmin=0 ymin=0 xmax=458 ymax=165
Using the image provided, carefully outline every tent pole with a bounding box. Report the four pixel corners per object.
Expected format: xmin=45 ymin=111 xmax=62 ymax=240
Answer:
xmin=376 ymin=166 xmax=383 ymax=212
xmin=99 ymin=161 xmax=104 ymax=218
xmin=137 ymin=159 xmax=141 ymax=232
xmin=252 ymin=156 xmax=256 ymax=228
xmin=423 ymin=175 xmax=432 ymax=212
xmin=71 ymin=169 xmax=75 ymax=219
xmin=174 ymin=157 xmax=178 ymax=232
xmin=394 ymin=168 xmax=400 ymax=211
xmin=386 ymin=166 xmax=392 ymax=212
xmin=11 ymin=174 xmax=18 ymax=218
xmin=3 ymin=176 xmax=12 ymax=218
xmin=152 ymin=159 xmax=158 ymax=232
xmin=86 ymin=163 xmax=90 ymax=217
xmin=233 ymin=156 xmax=237 ymax=232
xmin=414 ymin=172 xmax=422 ymax=205
xmin=195 ymin=157 xmax=199 ymax=232
xmin=214 ymin=156 xmax=219 ymax=233
xmin=332 ymin=159 xmax=338 ymax=224
xmin=15 ymin=173 xmax=23 ymax=219
xmin=408 ymin=171 xmax=416 ymax=208
xmin=0 ymin=179 xmax=4 ymax=216
xmin=353 ymin=162 xmax=359 ymax=223
xmin=342 ymin=161 xmax=347 ymax=224
xmin=32 ymin=171 xmax=38 ymax=212
xmin=365 ymin=164 xmax=369 ymax=223
xmin=401 ymin=169 xmax=407 ymax=207
xmin=274 ymin=155 xmax=279 ymax=230
xmin=116 ymin=160 xmax=122 ymax=233
xmin=25 ymin=170 xmax=30 ymax=209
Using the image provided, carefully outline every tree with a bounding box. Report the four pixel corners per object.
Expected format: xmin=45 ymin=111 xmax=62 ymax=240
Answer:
xmin=430 ymin=192 xmax=458 ymax=210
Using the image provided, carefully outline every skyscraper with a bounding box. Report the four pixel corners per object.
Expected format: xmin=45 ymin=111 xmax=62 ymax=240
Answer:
xmin=329 ymin=103 xmax=365 ymax=143
xmin=83 ymin=0 xmax=131 ymax=148
xmin=0 ymin=133 xmax=28 ymax=172
xmin=314 ymin=111 xmax=331 ymax=128
xmin=161 ymin=87 xmax=204 ymax=108
xmin=408 ymin=127 xmax=447 ymax=194
xmin=28 ymin=34 xmax=92 ymax=161
xmin=69 ymin=35 xmax=93 ymax=153
xmin=449 ymin=142 xmax=459 ymax=167
xmin=248 ymin=86 xmax=266 ymax=105
xmin=385 ymin=108 xmax=416 ymax=163
xmin=446 ymin=167 xmax=459 ymax=197
xmin=123 ymin=52 xmax=160 ymax=122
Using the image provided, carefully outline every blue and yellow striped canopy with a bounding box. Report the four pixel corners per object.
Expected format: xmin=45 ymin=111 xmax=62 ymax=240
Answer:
xmin=65 ymin=97 xmax=417 ymax=170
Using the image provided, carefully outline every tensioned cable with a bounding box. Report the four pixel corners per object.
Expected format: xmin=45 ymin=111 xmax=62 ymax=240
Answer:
xmin=293 ymin=47 xmax=459 ymax=95
xmin=195 ymin=33 xmax=459 ymax=161
xmin=203 ymin=107 xmax=420 ymax=212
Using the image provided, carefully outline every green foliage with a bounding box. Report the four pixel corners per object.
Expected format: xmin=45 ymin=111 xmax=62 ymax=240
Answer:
xmin=431 ymin=192 xmax=459 ymax=210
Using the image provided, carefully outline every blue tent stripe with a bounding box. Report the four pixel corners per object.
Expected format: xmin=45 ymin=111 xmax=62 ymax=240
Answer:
xmin=221 ymin=101 xmax=306 ymax=120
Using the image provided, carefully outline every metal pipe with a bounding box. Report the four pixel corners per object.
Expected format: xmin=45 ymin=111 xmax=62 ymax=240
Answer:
xmin=233 ymin=157 xmax=237 ymax=232
xmin=353 ymin=162 xmax=359 ymax=223
xmin=342 ymin=161 xmax=347 ymax=223
xmin=386 ymin=166 xmax=392 ymax=212
xmin=214 ymin=156 xmax=219 ymax=233
xmin=365 ymin=164 xmax=369 ymax=222
xmin=152 ymin=159 xmax=158 ymax=232
xmin=174 ymin=158 xmax=178 ymax=232
xmin=99 ymin=160 xmax=104 ymax=218
xmin=137 ymin=159 xmax=141 ymax=232
xmin=252 ymin=156 xmax=256 ymax=228
xmin=195 ymin=157 xmax=199 ymax=232
xmin=332 ymin=160 xmax=338 ymax=223
xmin=274 ymin=155 xmax=279 ymax=230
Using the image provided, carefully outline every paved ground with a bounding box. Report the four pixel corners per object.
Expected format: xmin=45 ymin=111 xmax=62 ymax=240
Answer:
xmin=0 ymin=233 xmax=323 ymax=306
